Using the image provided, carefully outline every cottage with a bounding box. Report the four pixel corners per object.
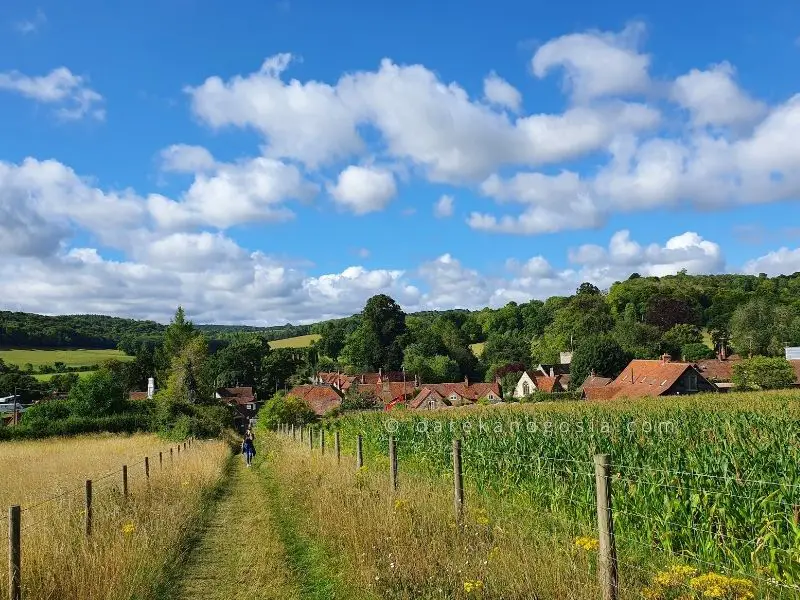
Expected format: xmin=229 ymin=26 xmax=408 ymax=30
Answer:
xmin=511 ymin=370 xmax=568 ymax=398
xmin=587 ymin=356 xmax=716 ymax=401
xmin=577 ymin=373 xmax=613 ymax=393
xmin=409 ymin=379 xmax=502 ymax=409
xmin=287 ymin=384 xmax=344 ymax=416
xmin=216 ymin=386 xmax=260 ymax=431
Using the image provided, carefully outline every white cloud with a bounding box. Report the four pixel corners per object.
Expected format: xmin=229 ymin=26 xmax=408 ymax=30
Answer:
xmin=532 ymin=21 xmax=651 ymax=102
xmin=328 ymin=165 xmax=396 ymax=214
xmin=672 ymin=62 xmax=766 ymax=128
xmin=187 ymin=53 xmax=362 ymax=169
xmin=0 ymin=67 xmax=104 ymax=120
xmin=434 ymin=194 xmax=454 ymax=218
xmin=483 ymin=72 xmax=522 ymax=112
xmin=568 ymin=230 xmax=725 ymax=276
xmin=160 ymin=144 xmax=217 ymax=173
xmin=743 ymin=247 xmax=800 ymax=276
xmin=14 ymin=9 xmax=46 ymax=34
xmin=149 ymin=157 xmax=318 ymax=229
xmin=187 ymin=55 xmax=658 ymax=183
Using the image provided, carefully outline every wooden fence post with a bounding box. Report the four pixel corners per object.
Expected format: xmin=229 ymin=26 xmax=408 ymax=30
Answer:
xmin=335 ymin=431 xmax=341 ymax=464
xmin=122 ymin=465 xmax=128 ymax=498
xmin=594 ymin=454 xmax=619 ymax=600
xmin=300 ymin=427 xmax=304 ymax=443
xmin=321 ymin=429 xmax=326 ymax=455
xmin=145 ymin=457 xmax=150 ymax=480
xmin=453 ymin=439 xmax=464 ymax=521
xmin=389 ymin=435 xmax=398 ymax=491
xmin=159 ymin=451 xmax=163 ymax=469
xmin=356 ymin=434 xmax=363 ymax=469
xmin=8 ymin=505 xmax=20 ymax=600
xmin=177 ymin=444 xmax=180 ymax=457
xmin=292 ymin=424 xmax=296 ymax=440
xmin=309 ymin=427 xmax=314 ymax=450
xmin=170 ymin=447 xmax=173 ymax=464
xmin=85 ymin=480 xmax=93 ymax=538
xmin=183 ymin=442 xmax=187 ymax=451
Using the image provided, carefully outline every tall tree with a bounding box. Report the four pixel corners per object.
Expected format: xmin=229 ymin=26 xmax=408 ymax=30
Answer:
xmin=569 ymin=334 xmax=631 ymax=389
xmin=341 ymin=295 xmax=407 ymax=371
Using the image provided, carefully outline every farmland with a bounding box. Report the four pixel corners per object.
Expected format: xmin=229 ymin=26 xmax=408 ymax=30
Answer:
xmin=32 ymin=371 xmax=96 ymax=381
xmin=0 ymin=348 xmax=133 ymax=368
xmin=0 ymin=434 xmax=229 ymax=600
xmin=309 ymin=390 xmax=800 ymax=597
xmin=267 ymin=333 xmax=321 ymax=349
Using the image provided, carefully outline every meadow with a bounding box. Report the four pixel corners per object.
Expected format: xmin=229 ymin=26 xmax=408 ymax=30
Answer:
xmin=320 ymin=391 xmax=800 ymax=597
xmin=32 ymin=371 xmax=96 ymax=381
xmin=0 ymin=348 xmax=133 ymax=368
xmin=0 ymin=434 xmax=230 ymax=600
xmin=267 ymin=334 xmax=321 ymax=349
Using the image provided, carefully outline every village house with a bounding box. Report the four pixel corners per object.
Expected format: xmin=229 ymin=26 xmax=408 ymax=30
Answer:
xmin=215 ymin=386 xmax=260 ymax=431
xmin=584 ymin=356 xmax=716 ymax=401
xmin=577 ymin=373 xmax=613 ymax=393
xmin=695 ymin=353 xmax=800 ymax=390
xmin=286 ymin=384 xmax=344 ymax=415
xmin=409 ymin=378 xmax=502 ymax=410
xmin=511 ymin=370 xmax=569 ymax=398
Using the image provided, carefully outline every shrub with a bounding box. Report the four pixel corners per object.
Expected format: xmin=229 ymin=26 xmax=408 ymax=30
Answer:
xmin=682 ymin=342 xmax=715 ymax=362
xmin=68 ymin=370 xmax=126 ymax=417
xmin=732 ymin=356 xmax=797 ymax=390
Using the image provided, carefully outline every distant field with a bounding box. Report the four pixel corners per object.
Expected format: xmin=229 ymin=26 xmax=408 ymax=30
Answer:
xmin=268 ymin=334 xmax=320 ymax=349
xmin=32 ymin=371 xmax=96 ymax=382
xmin=469 ymin=342 xmax=485 ymax=356
xmin=0 ymin=348 xmax=132 ymax=368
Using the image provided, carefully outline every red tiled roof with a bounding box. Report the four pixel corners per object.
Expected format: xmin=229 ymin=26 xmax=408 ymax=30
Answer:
xmin=695 ymin=358 xmax=739 ymax=382
xmin=129 ymin=391 xmax=148 ymax=401
xmin=409 ymin=382 xmax=501 ymax=408
xmin=534 ymin=376 xmax=560 ymax=393
xmin=317 ymin=372 xmax=357 ymax=390
xmin=354 ymin=381 xmax=417 ymax=404
xmin=577 ymin=375 xmax=613 ymax=392
xmin=583 ymin=385 xmax=620 ymax=401
xmin=288 ymin=384 xmax=343 ymax=415
xmin=593 ymin=360 xmax=711 ymax=401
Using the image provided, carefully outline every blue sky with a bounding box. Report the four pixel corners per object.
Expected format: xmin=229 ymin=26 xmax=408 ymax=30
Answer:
xmin=1 ymin=0 xmax=800 ymax=324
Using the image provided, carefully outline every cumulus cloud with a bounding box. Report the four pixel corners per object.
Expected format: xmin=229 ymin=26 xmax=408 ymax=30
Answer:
xmin=532 ymin=21 xmax=651 ymax=102
xmin=743 ymin=247 xmax=800 ymax=276
xmin=483 ymin=72 xmax=522 ymax=112
xmin=187 ymin=54 xmax=658 ymax=182
xmin=434 ymin=194 xmax=454 ymax=218
xmin=160 ymin=144 xmax=217 ymax=173
xmin=328 ymin=165 xmax=397 ymax=214
xmin=671 ymin=62 xmax=766 ymax=128
xmin=149 ymin=157 xmax=318 ymax=229
xmin=0 ymin=67 xmax=104 ymax=120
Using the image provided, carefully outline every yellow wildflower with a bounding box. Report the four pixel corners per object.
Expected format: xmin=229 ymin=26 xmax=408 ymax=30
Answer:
xmin=121 ymin=522 xmax=135 ymax=535
xmin=487 ymin=546 xmax=501 ymax=563
xmin=393 ymin=499 xmax=410 ymax=513
xmin=472 ymin=508 xmax=490 ymax=526
xmin=574 ymin=536 xmax=600 ymax=551
xmin=463 ymin=579 xmax=484 ymax=595
xmin=690 ymin=573 xmax=755 ymax=600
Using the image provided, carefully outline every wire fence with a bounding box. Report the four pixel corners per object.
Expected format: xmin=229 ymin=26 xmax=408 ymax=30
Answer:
xmin=2 ymin=439 xmax=195 ymax=600
xmin=276 ymin=422 xmax=800 ymax=600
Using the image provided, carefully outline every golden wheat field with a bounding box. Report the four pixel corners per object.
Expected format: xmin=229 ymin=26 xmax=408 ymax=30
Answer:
xmin=0 ymin=434 xmax=230 ymax=600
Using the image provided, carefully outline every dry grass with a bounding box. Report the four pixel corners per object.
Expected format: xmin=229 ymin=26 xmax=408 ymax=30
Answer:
xmin=0 ymin=434 xmax=229 ymax=600
xmin=267 ymin=434 xmax=608 ymax=600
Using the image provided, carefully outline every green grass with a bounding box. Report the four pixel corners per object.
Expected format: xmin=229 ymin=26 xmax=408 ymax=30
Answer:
xmin=470 ymin=342 xmax=485 ymax=356
xmin=32 ymin=371 xmax=96 ymax=381
xmin=268 ymin=334 xmax=321 ymax=349
xmin=0 ymin=348 xmax=133 ymax=368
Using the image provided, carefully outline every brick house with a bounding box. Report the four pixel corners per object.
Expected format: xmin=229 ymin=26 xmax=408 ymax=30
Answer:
xmin=585 ymin=356 xmax=716 ymax=401
xmin=409 ymin=379 xmax=502 ymax=410
xmin=512 ymin=370 xmax=569 ymax=398
xmin=215 ymin=387 xmax=260 ymax=431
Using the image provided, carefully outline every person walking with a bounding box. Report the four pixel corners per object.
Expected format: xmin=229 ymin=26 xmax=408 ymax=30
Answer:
xmin=242 ymin=430 xmax=256 ymax=467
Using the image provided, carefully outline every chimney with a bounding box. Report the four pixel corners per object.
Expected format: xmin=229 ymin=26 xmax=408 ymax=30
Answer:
xmin=549 ymin=367 xmax=555 ymax=377
xmin=464 ymin=375 xmax=469 ymax=387
xmin=590 ymin=369 xmax=595 ymax=379
xmin=414 ymin=374 xmax=419 ymax=388
xmin=147 ymin=377 xmax=155 ymax=400
xmin=661 ymin=353 xmax=671 ymax=364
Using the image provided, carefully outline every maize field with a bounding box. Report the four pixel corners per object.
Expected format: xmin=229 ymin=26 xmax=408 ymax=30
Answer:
xmin=330 ymin=392 xmax=800 ymax=593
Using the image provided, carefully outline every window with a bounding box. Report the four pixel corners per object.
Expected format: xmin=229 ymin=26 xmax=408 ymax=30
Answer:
xmin=247 ymin=403 xmax=254 ymax=410
xmin=522 ymin=382 xmax=531 ymax=396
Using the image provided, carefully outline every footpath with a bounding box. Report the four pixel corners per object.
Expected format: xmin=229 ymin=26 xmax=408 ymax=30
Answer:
xmin=175 ymin=459 xmax=302 ymax=600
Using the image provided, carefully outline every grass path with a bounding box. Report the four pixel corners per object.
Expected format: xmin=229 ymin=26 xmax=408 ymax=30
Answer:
xmin=175 ymin=459 xmax=301 ymax=600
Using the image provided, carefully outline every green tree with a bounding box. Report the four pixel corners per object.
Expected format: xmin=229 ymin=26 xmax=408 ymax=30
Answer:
xmin=165 ymin=336 xmax=210 ymax=403
xmin=68 ymin=370 xmax=126 ymax=417
xmin=682 ymin=343 xmax=715 ymax=362
xmin=340 ymin=295 xmax=407 ymax=371
xmin=569 ymin=334 xmax=630 ymax=389
xmin=730 ymin=299 xmax=779 ymax=357
xmin=213 ymin=334 xmax=271 ymax=390
xmin=259 ymin=391 xmax=317 ymax=427
xmin=732 ymin=357 xmax=796 ymax=390
xmin=163 ymin=306 xmax=197 ymax=360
